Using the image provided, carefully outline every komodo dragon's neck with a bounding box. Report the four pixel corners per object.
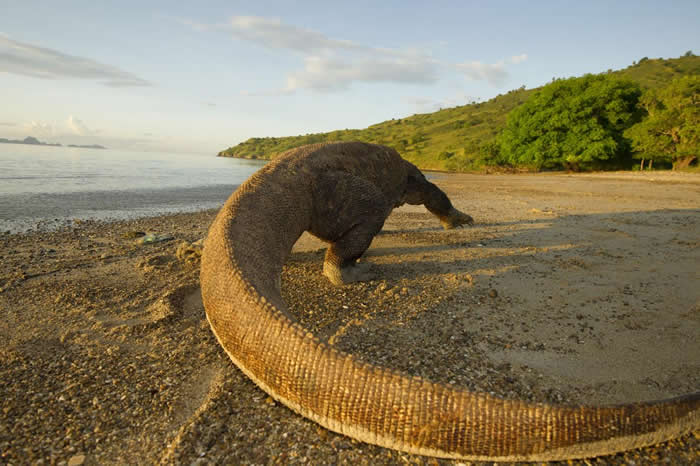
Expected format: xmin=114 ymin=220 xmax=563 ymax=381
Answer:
xmin=201 ymin=164 xmax=699 ymax=462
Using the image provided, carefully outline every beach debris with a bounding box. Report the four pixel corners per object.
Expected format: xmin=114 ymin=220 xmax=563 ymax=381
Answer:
xmin=135 ymin=233 xmax=174 ymax=245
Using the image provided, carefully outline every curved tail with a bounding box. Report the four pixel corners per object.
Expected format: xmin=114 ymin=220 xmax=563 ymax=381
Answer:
xmin=201 ymin=179 xmax=699 ymax=462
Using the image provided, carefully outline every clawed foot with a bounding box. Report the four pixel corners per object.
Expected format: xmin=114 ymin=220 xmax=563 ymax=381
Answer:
xmin=441 ymin=208 xmax=474 ymax=229
xmin=323 ymin=261 xmax=376 ymax=286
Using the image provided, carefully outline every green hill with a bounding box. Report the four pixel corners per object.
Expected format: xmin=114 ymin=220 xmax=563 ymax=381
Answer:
xmin=218 ymin=54 xmax=699 ymax=171
xmin=616 ymin=54 xmax=700 ymax=88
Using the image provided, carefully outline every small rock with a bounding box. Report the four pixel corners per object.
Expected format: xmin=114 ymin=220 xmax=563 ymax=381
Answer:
xmin=488 ymin=289 xmax=498 ymax=298
xmin=67 ymin=454 xmax=85 ymax=466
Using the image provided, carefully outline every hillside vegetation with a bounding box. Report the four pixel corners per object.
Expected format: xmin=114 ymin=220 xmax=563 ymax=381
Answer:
xmin=219 ymin=54 xmax=699 ymax=172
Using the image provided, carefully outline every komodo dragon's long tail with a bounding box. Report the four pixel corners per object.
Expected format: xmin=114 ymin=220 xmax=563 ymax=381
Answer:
xmin=200 ymin=172 xmax=699 ymax=462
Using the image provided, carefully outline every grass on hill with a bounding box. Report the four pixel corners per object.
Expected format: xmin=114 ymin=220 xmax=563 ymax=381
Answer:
xmin=218 ymin=54 xmax=699 ymax=172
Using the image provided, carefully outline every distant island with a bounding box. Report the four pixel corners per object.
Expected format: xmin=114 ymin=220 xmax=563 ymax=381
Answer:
xmin=67 ymin=143 xmax=107 ymax=149
xmin=0 ymin=136 xmax=106 ymax=149
xmin=0 ymin=136 xmax=62 ymax=147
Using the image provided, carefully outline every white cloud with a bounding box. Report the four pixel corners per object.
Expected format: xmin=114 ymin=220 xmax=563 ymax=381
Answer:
xmin=285 ymin=55 xmax=437 ymax=92
xmin=185 ymin=16 xmax=526 ymax=93
xmin=67 ymin=116 xmax=92 ymax=135
xmin=0 ymin=35 xmax=151 ymax=87
xmin=218 ymin=16 xmax=438 ymax=93
xmin=454 ymin=54 xmax=527 ymax=86
xmin=228 ymin=16 xmax=363 ymax=54
xmin=456 ymin=61 xmax=511 ymax=86
xmin=510 ymin=53 xmax=528 ymax=64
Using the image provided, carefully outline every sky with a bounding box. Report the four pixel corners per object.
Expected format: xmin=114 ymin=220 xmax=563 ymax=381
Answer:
xmin=1 ymin=0 xmax=698 ymax=155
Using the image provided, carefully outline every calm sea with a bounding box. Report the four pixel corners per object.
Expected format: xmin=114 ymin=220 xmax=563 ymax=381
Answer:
xmin=0 ymin=144 xmax=266 ymax=233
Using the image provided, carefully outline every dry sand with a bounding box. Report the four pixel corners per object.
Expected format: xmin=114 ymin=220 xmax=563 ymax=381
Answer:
xmin=1 ymin=171 xmax=698 ymax=465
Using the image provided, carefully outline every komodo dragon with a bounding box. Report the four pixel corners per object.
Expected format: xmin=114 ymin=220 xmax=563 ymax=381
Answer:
xmin=200 ymin=141 xmax=699 ymax=461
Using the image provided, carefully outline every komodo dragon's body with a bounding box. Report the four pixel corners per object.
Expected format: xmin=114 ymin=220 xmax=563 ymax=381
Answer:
xmin=200 ymin=141 xmax=699 ymax=461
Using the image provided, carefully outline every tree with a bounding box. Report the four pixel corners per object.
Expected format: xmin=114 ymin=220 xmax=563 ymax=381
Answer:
xmin=497 ymin=75 xmax=642 ymax=170
xmin=625 ymin=76 xmax=699 ymax=169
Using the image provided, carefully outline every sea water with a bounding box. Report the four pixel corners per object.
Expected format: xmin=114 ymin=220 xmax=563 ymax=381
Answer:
xmin=0 ymin=144 xmax=266 ymax=232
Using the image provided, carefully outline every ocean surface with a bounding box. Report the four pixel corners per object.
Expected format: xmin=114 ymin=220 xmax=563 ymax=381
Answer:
xmin=0 ymin=144 xmax=267 ymax=233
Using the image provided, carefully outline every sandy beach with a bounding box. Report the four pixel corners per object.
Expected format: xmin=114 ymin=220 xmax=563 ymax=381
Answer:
xmin=1 ymin=171 xmax=698 ymax=465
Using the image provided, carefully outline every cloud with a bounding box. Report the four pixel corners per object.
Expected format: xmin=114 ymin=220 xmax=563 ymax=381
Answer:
xmin=228 ymin=16 xmax=363 ymax=54
xmin=67 ymin=116 xmax=92 ymax=135
xmin=455 ymin=54 xmax=527 ymax=86
xmin=455 ymin=61 xmax=509 ymax=86
xmin=185 ymin=16 xmax=526 ymax=93
xmin=284 ymin=55 xmax=438 ymax=92
xmin=213 ymin=16 xmax=438 ymax=93
xmin=510 ymin=53 xmax=528 ymax=64
xmin=0 ymin=35 xmax=151 ymax=87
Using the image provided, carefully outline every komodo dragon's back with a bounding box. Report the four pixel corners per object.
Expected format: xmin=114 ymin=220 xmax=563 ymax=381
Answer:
xmin=200 ymin=142 xmax=699 ymax=462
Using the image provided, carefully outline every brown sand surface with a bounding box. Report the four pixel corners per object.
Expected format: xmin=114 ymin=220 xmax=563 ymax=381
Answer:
xmin=1 ymin=171 xmax=698 ymax=465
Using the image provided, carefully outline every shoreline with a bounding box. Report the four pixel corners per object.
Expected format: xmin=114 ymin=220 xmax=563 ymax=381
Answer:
xmin=1 ymin=172 xmax=698 ymax=464
xmin=0 ymin=184 xmax=239 ymax=235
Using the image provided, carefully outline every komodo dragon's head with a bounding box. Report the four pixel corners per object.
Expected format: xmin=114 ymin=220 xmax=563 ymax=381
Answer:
xmin=401 ymin=166 xmax=474 ymax=229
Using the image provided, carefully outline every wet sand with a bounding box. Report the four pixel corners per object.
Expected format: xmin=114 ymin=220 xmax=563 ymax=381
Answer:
xmin=1 ymin=171 xmax=698 ymax=464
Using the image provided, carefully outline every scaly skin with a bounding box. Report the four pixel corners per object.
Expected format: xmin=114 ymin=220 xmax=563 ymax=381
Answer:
xmin=200 ymin=142 xmax=699 ymax=461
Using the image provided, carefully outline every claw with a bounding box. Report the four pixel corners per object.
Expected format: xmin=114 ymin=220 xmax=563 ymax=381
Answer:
xmin=441 ymin=209 xmax=474 ymax=230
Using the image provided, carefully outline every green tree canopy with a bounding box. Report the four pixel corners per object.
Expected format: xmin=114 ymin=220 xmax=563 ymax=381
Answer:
xmin=497 ymin=75 xmax=642 ymax=170
xmin=625 ymin=76 xmax=699 ymax=168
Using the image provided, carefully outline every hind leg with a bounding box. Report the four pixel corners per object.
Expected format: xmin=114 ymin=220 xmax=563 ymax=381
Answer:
xmin=309 ymin=173 xmax=392 ymax=285
xmin=322 ymin=218 xmax=385 ymax=285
